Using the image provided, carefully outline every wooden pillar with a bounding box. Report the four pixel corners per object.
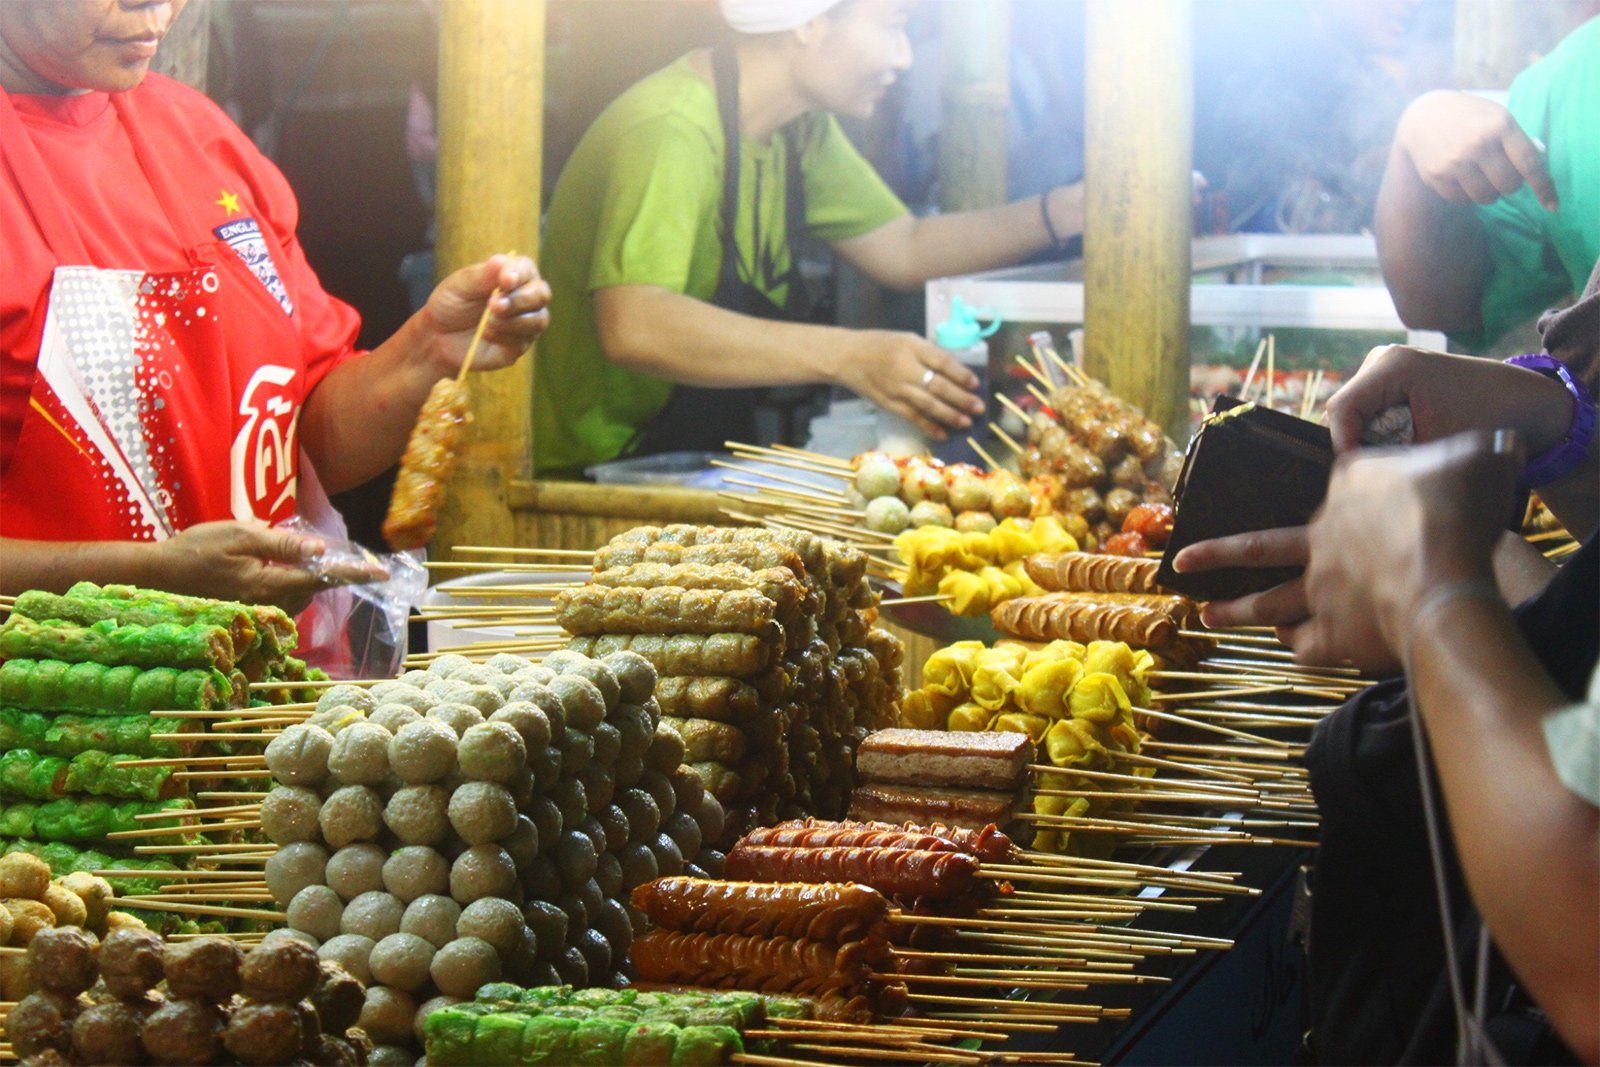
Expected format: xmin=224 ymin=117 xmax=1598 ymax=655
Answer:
xmin=937 ymin=0 xmax=1011 ymax=212
xmin=1082 ymin=0 xmax=1192 ymax=438
xmin=1453 ymin=0 xmax=1523 ymax=89
xmin=153 ymin=0 xmax=210 ymax=92
xmin=432 ymin=0 xmax=545 ymax=557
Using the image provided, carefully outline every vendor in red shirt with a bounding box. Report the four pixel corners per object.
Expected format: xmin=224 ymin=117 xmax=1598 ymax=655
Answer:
xmin=0 ymin=0 xmax=551 ymax=609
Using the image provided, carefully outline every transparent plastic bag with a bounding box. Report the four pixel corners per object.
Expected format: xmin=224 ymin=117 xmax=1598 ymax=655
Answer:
xmin=276 ymin=515 xmax=428 ymax=680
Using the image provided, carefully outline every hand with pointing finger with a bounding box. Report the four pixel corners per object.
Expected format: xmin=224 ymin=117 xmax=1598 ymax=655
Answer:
xmin=1393 ymin=90 xmax=1559 ymax=212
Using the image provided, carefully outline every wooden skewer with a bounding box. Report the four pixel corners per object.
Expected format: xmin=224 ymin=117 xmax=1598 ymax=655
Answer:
xmin=952 ymin=967 xmax=1166 ymax=986
xmin=909 ymin=991 xmax=1111 ymax=1016
xmin=1139 ymin=739 xmax=1296 ymax=760
xmin=149 ymin=732 xmax=281 ymax=743
xmin=726 ymin=439 xmax=852 ymax=471
xmin=1026 ymin=382 xmax=1054 ymax=411
xmin=989 ymin=422 xmax=1025 ymax=457
xmin=195 ymin=791 xmax=271 ymax=800
xmin=879 ymin=592 xmax=954 ymax=607
xmin=111 ymin=898 xmax=286 ymax=921
xmin=153 ymin=706 xmax=313 ymax=718
xmin=0 ymin=946 xmax=25 ymax=957
xmin=1135 ymin=704 xmax=1294 ymax=747
xmin=157 ymin=881 xmax=270 ymax=894
xmin=449 ymin=544 xmax=594 ymax=558
xmin=1265 ymin=334 xmax=1276 ymax=409
xmin=896 ymin=949 xmax=1129 ymax=970
xmin=133 ymin=841 xmax=276 ymax=854
xmin=1115 ymin=749 xmax=1255 ymax=783
xmin=726 ymin=451 xmax=855 ymax=485
xmin=783 ymin=1040 xmax=986 ymax=1064
xmin=966 ymin=437 xmax=1004 ymax=473
xmin=1028 ymin=763 xmax=1258 ymax=797
xmin=713 ymin=463 xmax=850 ymax=502
xmin=996 ymin=391 xmax=1033 ymax=425
xmin=106 ymin=819 xmax=259 ymax=841
xmin=116 ymin=754 xmax=265 ymax=768
xmin=1014 ymin=353 xmax=1056 ymax=391
xmin=172 ymin=769 xmax=273 ymax=780
xmin=1238 ymin=336 xmax=1268 ymax=398
xmin=767 ymin=1017 xmax=1000 ymax=1042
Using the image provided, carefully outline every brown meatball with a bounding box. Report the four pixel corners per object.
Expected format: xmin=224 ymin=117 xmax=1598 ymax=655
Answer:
xmin=309 ymin=1034 xmax=362 ymax=1066
xmin=241 ymin=938 xmax=322 ymax=1003
xmin=0 ymin=852 xmax=51 ymax=900
xmin=26 ymin=927 xmax=97 ymax=996
xmin=6 ymin=990 xmax=81 ymax=1059
xmin=223 ymin=1001 xmax=305 ymax=1066
xmin=312 ymin=962 xmax=365 ymax=1033
xmin=3 ymin=898 xmax=56 ymax=944
xmin=140 ymin=999 xmax=223 ymax=1066
xmin=98 ymin=927 xmax=165 ymax=1001
xmin=17 ymin=1050 xmax=72 ymax=1067
xmin=70 ymin=1000 xmax=145 ymax=1066
xmin=161 ymin=936 xmax=243 ymax=1002
xmin=0 ymin=954 xmax=34 ymax=1000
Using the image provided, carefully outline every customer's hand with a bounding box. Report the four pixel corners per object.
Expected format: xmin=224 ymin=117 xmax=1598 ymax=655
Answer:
xmin=1170 ymin=527 xmax=1311 ymax=634
xmin=1326 ymin=344 xmax=1573 ymax=453
xmin=834 ymin=330 xmax=985 ymax=440
xmin=1394 ymin=90 xmax=1558 ymax=211
xmin=1285 ymin=432 xmax=1520 ymax=672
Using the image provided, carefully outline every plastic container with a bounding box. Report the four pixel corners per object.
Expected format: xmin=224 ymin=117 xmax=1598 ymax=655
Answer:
xmin=419 ymin=570 xmax=570 ymax=653
xmin=585 ymin=451 xmax=725 ymax=486
xmin=878 ymin=298 xmax=1001 ymax=463
xmin=804 ymin=398 xmax=880 ymax=460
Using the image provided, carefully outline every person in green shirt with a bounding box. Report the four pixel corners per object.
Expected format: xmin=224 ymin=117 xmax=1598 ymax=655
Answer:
xmin=1374 ymin=15 xmax=1598 ymax=367
xmin=535 ymin=0 xmax=1087 ymax=476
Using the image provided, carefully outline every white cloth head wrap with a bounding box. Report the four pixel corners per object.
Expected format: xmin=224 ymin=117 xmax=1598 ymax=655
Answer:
xmin=718 ymin=0 xmax=849 ymax=34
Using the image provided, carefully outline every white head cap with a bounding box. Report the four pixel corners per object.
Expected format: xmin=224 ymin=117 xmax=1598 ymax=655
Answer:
xmin=718 ymin=0 xmax=849 ymax=34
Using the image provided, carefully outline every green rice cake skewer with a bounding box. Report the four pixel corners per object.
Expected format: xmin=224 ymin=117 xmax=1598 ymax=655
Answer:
xmin=0 ymin=615 xmax=235 ymax=672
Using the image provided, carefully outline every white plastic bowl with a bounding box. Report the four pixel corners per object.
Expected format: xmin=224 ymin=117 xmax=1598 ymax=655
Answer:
xmin=420 ymin=569 xmax=573 ymax=652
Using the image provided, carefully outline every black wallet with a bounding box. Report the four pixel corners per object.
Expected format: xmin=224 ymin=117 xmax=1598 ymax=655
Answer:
xmin=1155 ymin=397 xmax=1335 ymax=601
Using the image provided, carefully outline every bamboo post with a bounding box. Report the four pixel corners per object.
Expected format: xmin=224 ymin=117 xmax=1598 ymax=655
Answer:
xmin=937 ymin=0 xmax=1012 ymax=212
xmin=1082 ymin=0 xmax=1192 ymax=438
xmin=432 ymin=0 xmax=545 ymax=559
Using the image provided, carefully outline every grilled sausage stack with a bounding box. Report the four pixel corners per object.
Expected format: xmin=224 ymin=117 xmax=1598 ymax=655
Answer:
xmin=560 ymin=525 xmax=907 ymax=842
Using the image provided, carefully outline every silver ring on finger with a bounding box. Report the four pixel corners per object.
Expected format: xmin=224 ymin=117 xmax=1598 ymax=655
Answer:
xmin=920 ymin=368 xmax=936 ymax=389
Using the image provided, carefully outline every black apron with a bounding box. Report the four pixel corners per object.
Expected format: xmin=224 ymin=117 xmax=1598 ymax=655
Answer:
xmin=629 ymin=45 xmax=814 ymax=458
xmin=1302 ymin=534 xmax=1596 ymax=1065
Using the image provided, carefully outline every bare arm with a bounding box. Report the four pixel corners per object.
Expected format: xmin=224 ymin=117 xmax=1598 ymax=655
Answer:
xmin=833 ymin=184 xmax=1084 ymax=292
xmin=0 ymin=522 xmax=335 ymax=612
xmin=1407 ymin=594 xmax=1598 ymax=1063
xmin=594 ymin=285 xmax=983 ymax=438
xmin=1374 ymin=91 xmax=1558 ymax=333
xmin=299 ymin=255 xmax=550 ymax=494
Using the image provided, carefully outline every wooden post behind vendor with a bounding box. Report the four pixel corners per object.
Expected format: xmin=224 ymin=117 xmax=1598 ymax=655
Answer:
xmin=0 ymin=0 xmax=552 ymax=610
xmin=534 ymin=0 xmax=1087 ymax=476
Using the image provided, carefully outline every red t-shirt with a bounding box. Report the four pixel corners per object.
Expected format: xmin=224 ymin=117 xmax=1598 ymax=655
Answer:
xmin=0 ymin=74 xmax=362 ymax=475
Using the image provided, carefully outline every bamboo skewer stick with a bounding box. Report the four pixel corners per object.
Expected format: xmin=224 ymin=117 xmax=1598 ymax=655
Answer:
xmin=1029 ymin=763 xmax=1258 ymax=796
xmin=1014 ymin=354 xmax=1056 ymax=392
xmin=729 ymin=440 xmax=853 ymax=471
xmin=133 ymin=803 xmax=262 ymax=821
xmin=966 ymin=437 xmax=1005 ymax=473
xmin=713 ymin=464 xmax=850 ymax=502
xmin=172 ymin=769 xmax=274 ymax=780
xmin=450 ymin=546 xmax=595 ymax=558
xmin=1238 ymin=337 xmax=1268 ymax=398
xmin=1134 ymin=704 xmax=1295 ymax=747
xmin=106 ymin=819 xmax=260 ymax=841
xmin=996 ymin=391 xmax=1033 ymax=425
xmin=989 ymin=422 xmax=1025 ymax=457
xmin=110 ymin=898 xmax=286 ymax=921
xmin=909 ymin=991 xmax=1116 ymax=1016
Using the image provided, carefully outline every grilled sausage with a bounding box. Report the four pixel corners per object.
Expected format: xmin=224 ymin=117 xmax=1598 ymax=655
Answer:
xmin=629 ymin=877 xmax=888 ymax=942
xmin=382 ymin=378 xmax=470 ymax=550
xmin=1024 ymin=551 xmax=1163 ymax=595
xmin=722 ymin=844 xmax=977 ymax=900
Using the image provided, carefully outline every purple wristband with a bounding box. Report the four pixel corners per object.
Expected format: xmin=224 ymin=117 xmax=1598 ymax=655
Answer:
xmin=1504 ymin=354 xmax=1597 ymax=487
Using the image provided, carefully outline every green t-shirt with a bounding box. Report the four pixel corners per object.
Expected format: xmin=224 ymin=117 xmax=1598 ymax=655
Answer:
xmin=534 ymin=54 xmax=907 ymax=475
xmin=1456 ymin=16 xmax=1600 ymax=352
